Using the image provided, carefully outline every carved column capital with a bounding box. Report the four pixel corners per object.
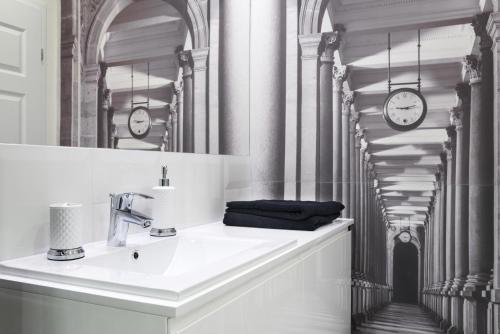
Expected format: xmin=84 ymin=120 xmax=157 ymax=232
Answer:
xmin=443 ymin=141 xmax=454 ymax=161
xmin=298 ymin=33 xmax=323 ymax=59
xmin=173 ymin=80 xmax=183 ymax=96
xmin=333 ymin=65 xmax=349 ymax=91
xmin=191 ymin=47 xmax=209 ymax=72
xmin=177 ymin=49 xmax=193 ymax=76
xmin=350 ymin=111 xmax=359 ymax=133
xmin=355 ymin=128 xmax=364 ymax=147
xmin=450 ymin=107 xmax=463 ymax=129
xmin=342 ymin=90 xmax=355 ymax=115
xmin=319 ymin=32 xmax=339 ymax=62
xmin=472 ymin=13 xmax=493 ymax=50
xmin=462 ymin=55 xmax=481 ymax=83
xmin=455 ymin=82 xmax=471 ymax=106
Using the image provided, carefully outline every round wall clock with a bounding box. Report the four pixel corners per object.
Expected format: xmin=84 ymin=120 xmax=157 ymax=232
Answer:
xmin=398 ymin=231 xmax=412 ymax=243
xmin=128 ymin=106 xmax=152 ymax=139
xmin=383 ymin=88 xmax=427 ymax=131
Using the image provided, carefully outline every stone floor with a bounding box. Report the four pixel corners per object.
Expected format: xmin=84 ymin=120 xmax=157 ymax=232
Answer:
xmin=353 ymin=303 xmax=443 ymax=333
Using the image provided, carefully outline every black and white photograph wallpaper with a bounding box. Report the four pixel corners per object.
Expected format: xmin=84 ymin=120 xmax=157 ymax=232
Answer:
xmin=0 ymin=0 xmax=500 ymax=333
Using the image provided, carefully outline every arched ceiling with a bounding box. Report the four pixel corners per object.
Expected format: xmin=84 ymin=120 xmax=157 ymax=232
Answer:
xmin=330 ymin=0 xmax=480 ymax=226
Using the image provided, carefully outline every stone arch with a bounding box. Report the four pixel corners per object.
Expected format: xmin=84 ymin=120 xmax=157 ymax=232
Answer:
xmin=298 ymin=0 xmax=329 ymax=35
xmin=85 ymin=0 xmax=209 ymax=65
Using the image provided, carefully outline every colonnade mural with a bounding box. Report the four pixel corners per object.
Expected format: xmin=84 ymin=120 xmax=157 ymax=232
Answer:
xmin=59 ymin=1 xmax=500 ymax=333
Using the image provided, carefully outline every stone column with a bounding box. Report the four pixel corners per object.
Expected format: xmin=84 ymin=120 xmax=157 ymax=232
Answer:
xmin=298 ymin=34 xmax=322 ymax=200
xmin=318 ymin=32 xmax=338 ymax=201
xmin=354 ymin=128 xmax=363 ymax=274
xmin=97 ymin=62 xmax=109 ymax=149
xmin=249 ymin=0 xmax=286 ymax=198
xmin=219 ymin=0 xmax=250 ymax=156
xmin=191 ymin=48 xmax=209 ymax=154
xmin=363 ymin=149 xmax=370 ymax=279
xmin=487 ymin=13 xmax=500 ymax=334
xmin=442 ymin=127 xmax=456 ymax=329
xmin=449 ymin=83 xmax=471 ymax=333
xmin=438 ymin=153 xmax=447 ymax=321
xmin=173 ymin=81 xmax=183 ymax=152
xmin=81 ymin=65 xmax=100 ymax=147
xmin=178 ymin=50 xmax=194 ymax=153
xmin=333 ymin=65 xmax=348 ymax=201
xmin=462 ymin=15 xmax=495 ymax=333
xmin=433 ymin=171 xmax=443 ymax=316
xmin=342 ymin=91 xmax=354 ymax=215
xmin=350 ymin=112 xmax=359 ymax=219
xmin=359 ymin=140 xmax=367 ymax=277
xmin=60 ymin=0 xmax=80 ymax=147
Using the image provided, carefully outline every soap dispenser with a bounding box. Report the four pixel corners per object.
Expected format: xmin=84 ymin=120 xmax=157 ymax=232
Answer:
xmin=150 ymin=165 xmax=177 ymax=237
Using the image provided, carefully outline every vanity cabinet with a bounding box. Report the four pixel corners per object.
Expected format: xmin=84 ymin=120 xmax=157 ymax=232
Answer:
xmin=0 ymin=224 xmax=351 ymax=334
xmin=168 ymin=229 xmax=351 ymax=334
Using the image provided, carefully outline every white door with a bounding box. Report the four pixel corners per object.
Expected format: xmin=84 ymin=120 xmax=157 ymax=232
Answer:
xmin=0 ymin=0 xmax=45 ymax=144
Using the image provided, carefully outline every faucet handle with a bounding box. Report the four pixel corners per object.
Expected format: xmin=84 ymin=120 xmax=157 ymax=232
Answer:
xmin=109 ymin=192 xmax=154 ymax=212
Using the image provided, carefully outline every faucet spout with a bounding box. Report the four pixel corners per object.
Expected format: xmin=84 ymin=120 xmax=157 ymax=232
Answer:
xmin=107 ymin=193 xmax=154 ymax=247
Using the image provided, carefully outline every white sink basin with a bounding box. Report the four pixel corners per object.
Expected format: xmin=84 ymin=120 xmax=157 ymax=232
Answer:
xmin=0 ymin=226 xmax=296 ymax=301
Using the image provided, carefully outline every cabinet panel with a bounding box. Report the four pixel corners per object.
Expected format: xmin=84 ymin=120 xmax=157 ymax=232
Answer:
xmin=0 ymin=287 xmax=168 ymax=334
xmin=171 ymin=231 xmax=351 ymax=334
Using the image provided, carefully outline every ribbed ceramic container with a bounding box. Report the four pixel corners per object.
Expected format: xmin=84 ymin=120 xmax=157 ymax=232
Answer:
xmin=49 ymin=203 xmax=83 ymax=250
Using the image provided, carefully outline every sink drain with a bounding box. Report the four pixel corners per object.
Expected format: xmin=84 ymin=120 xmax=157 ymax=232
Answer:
xmin=132 ymin=250 xmax=139 ymax=260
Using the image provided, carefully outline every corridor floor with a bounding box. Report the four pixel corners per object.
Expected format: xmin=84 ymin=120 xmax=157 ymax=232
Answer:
xmin=353 ymin=303 xmax=443 ymax=334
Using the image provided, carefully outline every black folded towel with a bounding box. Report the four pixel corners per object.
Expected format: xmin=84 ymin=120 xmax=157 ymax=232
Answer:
xmin=223 ymin=212 xmax=340 ymax=231
xmin=226 ymin=200 xmax=344 ymax=221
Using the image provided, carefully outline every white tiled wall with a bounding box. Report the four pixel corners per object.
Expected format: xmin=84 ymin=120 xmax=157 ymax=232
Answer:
xmin=0 ymin=144 xmax=251 ymax=261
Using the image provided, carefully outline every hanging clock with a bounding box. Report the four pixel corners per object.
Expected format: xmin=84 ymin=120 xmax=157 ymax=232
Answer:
xmin=384 ymin=30 xmax=427 ymax=131
xmin=128 ymin=62 xmax=152 ymax=140
xmin=128 ymin=106 xmax=152 ymax=139
xmin=398 ymin=231 xmax=412 ymax=243
xmin=383 ymin=88 xmax=427 ymax=131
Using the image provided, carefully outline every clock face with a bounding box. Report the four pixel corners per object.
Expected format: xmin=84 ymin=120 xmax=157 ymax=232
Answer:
xmin=399 ymin=231 xmax=412 ymax=243
xmin=128 ymin=106 xmax=152 ymax=139
xmin=383 ymin=88 xmax=427 ymax=131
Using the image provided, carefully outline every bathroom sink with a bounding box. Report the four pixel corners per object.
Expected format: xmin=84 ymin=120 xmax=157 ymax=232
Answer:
xmin=0 ymin=227 xmax=296 ymax=301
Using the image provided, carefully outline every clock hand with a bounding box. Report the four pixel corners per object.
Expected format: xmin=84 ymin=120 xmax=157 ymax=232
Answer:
xmin=396 ymin=105 xmax=417 ymax=110
xmin=134 ymin=120 xmax=145 ymax=123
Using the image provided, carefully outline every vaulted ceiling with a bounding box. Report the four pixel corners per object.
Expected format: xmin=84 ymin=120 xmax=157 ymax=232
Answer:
xmin=330 ymin=0 xmax=481 ymax=226
xmin=103 ymin=0 xmax=190 ymax=150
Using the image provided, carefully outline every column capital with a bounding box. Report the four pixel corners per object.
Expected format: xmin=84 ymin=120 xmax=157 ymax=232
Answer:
xmin=355 ymin=127 xmax=364 ymax=147
xmin=342 ymin=90 xmax=355 ymax=115
xmin=450 ymin=107 xmax=463 ymax=129
xmin=298 ymin=33 xmax=323 ymax=59
xmin=487 ymin=12 xmax=500 ymax=43
xmin=443 ymin=140 xmax=455 ymax=160
xmin=462 ymin=55 xmax=481 ymax=84
xmin=191 ymin=47 xmax=209 ymax=72
xmin=319 ymin=31 xmax=340 ymax=62
xmin=446 ymin=125 xmax=456 ymax=141
xmin=472 ymin=12 xmax=493 ymax=50
xmin=455 ymin=82 xmax=471 ymax=106
xmin=333 ymin=65 xmax=349 ymax=91
xmin=177 ymin=49 xmax=193 ymax=76
xmin=364 ymin=151 xmax=371 ymax=163
xmin=173 ymin=80 xmax=183 ymax=96
xmin=350 ymin=111 xmax=359 ymax=133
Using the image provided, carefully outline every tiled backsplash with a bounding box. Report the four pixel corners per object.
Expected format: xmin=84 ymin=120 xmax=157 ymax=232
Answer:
xmin=0 ymin=144 xmax=251 ymax=261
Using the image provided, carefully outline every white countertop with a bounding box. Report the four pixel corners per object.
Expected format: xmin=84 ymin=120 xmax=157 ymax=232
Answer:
xmin=0 ymin=219 xmax=353 ymax=318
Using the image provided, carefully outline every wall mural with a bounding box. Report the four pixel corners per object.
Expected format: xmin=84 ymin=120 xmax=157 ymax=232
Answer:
xmin=58 ymin=1 xmax=498 ymax=333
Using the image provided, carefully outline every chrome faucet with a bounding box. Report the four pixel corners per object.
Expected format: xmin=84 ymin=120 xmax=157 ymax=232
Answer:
xmin=108 ymin=192 xmax=154 ymax=247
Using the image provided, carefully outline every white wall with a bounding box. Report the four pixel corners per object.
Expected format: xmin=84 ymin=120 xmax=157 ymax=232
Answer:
xmin=0 ymin=144 xmax=251 ymax=261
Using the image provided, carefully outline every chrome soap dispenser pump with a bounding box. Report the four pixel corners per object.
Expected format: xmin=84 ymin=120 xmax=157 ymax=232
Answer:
xmin=150 ymin=165 xmax=177 ymax=237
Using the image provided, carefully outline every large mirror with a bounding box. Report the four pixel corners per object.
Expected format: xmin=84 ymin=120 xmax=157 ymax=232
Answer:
xmin=0 ymin=0 xmax=250 ymax=155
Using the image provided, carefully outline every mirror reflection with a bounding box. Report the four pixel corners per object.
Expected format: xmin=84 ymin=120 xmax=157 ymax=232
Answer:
xmin=1 ymin=0 xmax=250 ymax=155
